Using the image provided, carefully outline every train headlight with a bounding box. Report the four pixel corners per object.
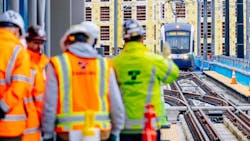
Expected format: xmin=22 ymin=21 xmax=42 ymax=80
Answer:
xmin=183 ymin=54 xmax=189 ymax=60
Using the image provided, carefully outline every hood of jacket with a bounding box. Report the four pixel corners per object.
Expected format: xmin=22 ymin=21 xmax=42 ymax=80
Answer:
xmin=67 ymin=42 xmax=102 ymax=58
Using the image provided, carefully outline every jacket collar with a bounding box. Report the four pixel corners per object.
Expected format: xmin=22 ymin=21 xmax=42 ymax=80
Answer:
xmin=0 ymin=29 xmax=23 ymax=47
xmin=123 ymin=41 xmax=148 ymax=53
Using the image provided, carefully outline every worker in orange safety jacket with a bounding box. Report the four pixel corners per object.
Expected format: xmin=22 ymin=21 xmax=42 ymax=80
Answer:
xmin=41 ymin=22 xmax=125 ymax=141
xmin=0 ymin=10 xmax=31 ymax=141
xmin=22 ymin=26 xmax=49 ymax=141
xmin=25 ymin=25 xmax=49 ymax=118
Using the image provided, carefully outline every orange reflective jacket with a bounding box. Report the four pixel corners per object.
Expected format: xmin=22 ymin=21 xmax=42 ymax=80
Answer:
xmin=27 ymin=50 xmax=49 ymax=79
xmin=27 ymin=50 xmax=49 ymax=118
xmin=50 ymin=52 xmax=111 ymax=132
xmin=22 ymin=70 xmax=40 ymax=141
xmin=0 ymin=29 xmax=31 ymax=137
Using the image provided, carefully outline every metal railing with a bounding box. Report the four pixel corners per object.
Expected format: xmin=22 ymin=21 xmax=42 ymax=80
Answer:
xmin=212 ymin=55 xmax=250 ymax=71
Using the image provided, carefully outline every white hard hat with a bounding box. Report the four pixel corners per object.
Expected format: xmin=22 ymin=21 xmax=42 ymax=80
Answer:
xmin=0 ymin=10 xmax=25 ymax=36
xmin=81 ymin=21 xmax=99 ymax=39
xmin=60 ymin=23 xmax=97 ymax=51
xmin=123 ymin=19 xmax=145 ymax=41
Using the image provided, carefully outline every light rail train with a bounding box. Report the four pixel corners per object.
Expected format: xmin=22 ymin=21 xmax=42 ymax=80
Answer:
xmin=160 ymin=22 xmax=194 ymax=70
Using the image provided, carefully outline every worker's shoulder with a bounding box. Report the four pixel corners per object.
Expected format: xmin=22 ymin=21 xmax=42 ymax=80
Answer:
xmin=49 ymin=53 xmax=68 ymax=64
xmin=145 ymin=52 xmax=166 ymax=61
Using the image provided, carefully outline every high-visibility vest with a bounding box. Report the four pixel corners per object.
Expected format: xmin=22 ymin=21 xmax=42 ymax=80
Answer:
xmin=0 ymin=29 xmax=31 ymax=137
xmin=22 ymin=69 xmax=41 ymax=141
xmin=50 ymin=52 xmax=111 ymax=132
xmin=112 ymin=41 xmax=179 ymax=133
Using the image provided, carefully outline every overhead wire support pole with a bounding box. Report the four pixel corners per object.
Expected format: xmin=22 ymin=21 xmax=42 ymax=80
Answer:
xmin=211 ymin=0 xmax=215 ymax=56
xmin=236 ymin=0 xmax=244 ymax=58
xmin=197 ymin=0 xmax=201 ymax=56
xmin=114 ymin=0 xmax=118 ymax=56
xmin=168 ymin=0 xmax=179 ymax=23
xmin=203 ymin=0 xmax=208 ymax=61
xmin=225 ymin=0 xmax=230 ymax=56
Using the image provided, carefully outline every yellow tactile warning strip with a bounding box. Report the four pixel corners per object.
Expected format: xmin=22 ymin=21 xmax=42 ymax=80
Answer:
xmin=161 ymin=124 xmax=181 ymax=141
xmin=203 ymin=71 xmax=250 ymax=97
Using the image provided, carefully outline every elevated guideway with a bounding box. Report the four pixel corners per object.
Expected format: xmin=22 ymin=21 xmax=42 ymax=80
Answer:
xmin=195 ymin=55 xmax=250 ymax=102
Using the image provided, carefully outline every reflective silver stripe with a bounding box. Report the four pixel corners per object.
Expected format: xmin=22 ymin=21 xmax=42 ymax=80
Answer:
xmin=162 ymin=60 xmax=173 ymax=82
xmin=0 ymin=79 xmax=6 ymax=85
xmin=126 ymin=119 xmax=144 ymax=128
xmin=30 ymin=69 xmax=36 ymax=88
xmin=11 ymin=75 xmax=30 ymax=83
xmin=58 ymin=55 xmax=70 ymax=113
xmin=6 ymin=46 xmax=21 ymax=84
xmin=24 ymin=97 xmax=33 ymax=104
xmin=125 ymin=117 xmax=159 ymax=129
xmin=98 ymin=57 xmax=106 ymax=112
xmin=1 ymin=114 xmax=26 ymax=121
xmin=34 ymin=94 xmax=43 ymax=102
xmin=23 ymin=127 xmax=39 ymax=134
xmin=146 ymin=67 xmax=156 ymax=105
xmin=57 ymin=115 xmax=109 ymax=124
xmin=122 ymin=129 xmax=143 ymax=133
xmin=0 ymin=99 xmax=10 ymax=112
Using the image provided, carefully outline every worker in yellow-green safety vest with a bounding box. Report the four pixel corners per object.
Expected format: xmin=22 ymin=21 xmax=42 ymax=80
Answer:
xmin=112 ymin=19 xmax=179 ymax=141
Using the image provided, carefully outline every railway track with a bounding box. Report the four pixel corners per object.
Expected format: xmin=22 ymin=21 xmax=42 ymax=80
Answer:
xmin=163 ymin=72 xmax=250 ymax=140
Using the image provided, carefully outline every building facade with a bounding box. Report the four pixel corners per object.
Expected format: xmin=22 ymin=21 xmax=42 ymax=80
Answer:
xmin=0 ymin=0 xmax=249 ymax=57
xmin=85 ymin=0 xmax=249 ymax=57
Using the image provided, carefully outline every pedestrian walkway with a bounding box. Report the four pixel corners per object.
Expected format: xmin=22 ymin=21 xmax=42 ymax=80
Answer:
xmin=203 ymin=71 xmax=250 ymax=98
xmin=161 ymin=123 xmax=185 ymax=141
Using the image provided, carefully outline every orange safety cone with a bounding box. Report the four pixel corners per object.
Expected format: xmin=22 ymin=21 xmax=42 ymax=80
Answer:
xmin=142 ymin=104 xmax=157 ymax=141
xmin=231 ymin=70 xmax=237 ymax=84
xmin=248 ymin=82 xmax=250 ymax=91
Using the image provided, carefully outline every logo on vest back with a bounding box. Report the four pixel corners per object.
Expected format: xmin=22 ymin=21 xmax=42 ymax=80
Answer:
xmin=124 ymin=70 xmax=142 ymax=85
xmin=78 ymin=61 xmax=88 ymax=69
xmin=128 ymin=70 xmax=140 ymax=80
xmin=72 ymin=61 xmax=96 ymax=75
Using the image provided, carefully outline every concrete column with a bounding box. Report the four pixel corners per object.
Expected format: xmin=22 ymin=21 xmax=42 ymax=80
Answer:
xmin=38 ymin=0 xmax=45 ymax=29
xmin=28 ymin=0 xmax=37 ymax=26
xmin=44 ymin=0 xmax=50 ymax=57
xmin=0 ymin=0 xmax=3 ymax=13
xmin=8 ymin=0 xmax=19 ymax=12
xmin=50 ymin=0 xmax=83 ymax=56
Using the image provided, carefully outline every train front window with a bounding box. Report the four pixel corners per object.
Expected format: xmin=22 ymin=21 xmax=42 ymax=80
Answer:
xmin=165 ymin=31 xmax=190 ymax=53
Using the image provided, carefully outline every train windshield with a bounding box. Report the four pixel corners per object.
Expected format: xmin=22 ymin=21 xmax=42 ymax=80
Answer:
xmin=165 ymin=31 xmax=190 ymax=53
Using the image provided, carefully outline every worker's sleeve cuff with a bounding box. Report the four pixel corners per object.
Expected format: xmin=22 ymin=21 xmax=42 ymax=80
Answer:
xmin=111 ymin=130 xmax=120 ymax=135
xmin=43 ymin=132 xmax=54 ymax=139
xmin=0 ymin=99 xmax=9 ymax=112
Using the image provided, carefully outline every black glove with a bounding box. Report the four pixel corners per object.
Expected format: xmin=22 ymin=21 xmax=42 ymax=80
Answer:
xmin=43 ymin=138 xmax=53 ymax=141
xmin=106 ymin=133 xmax=118 ymax=141
xmin=0 ymin=107 xmax=5 ymax=119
